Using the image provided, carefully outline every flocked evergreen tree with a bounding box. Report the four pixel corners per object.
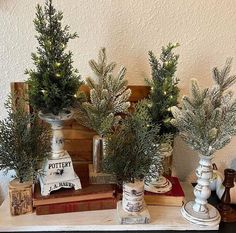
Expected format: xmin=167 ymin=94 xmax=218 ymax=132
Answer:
xmin=103 ymin=100 xmax=163 ymax=185
xmin=148 ymin=43 xmax=180 ymax=137
xmin=171 ymin=59 xmax=236 ymax=157
xmin=26 ymin=0 xmax=82 ymax=115
xmin=0 ymin=94 xmax=50 ymax=183
xmin=75 ymin=48 xmax=131 ymax=136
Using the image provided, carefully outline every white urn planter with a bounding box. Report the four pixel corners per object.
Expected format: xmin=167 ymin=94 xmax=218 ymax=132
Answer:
xmin=181 ymin=155 xmax=221 ymax=226
xmin=117 ymin=180 xmax=150 ymax=224
xmin=38 ymin=111 xmax=81 ymax=196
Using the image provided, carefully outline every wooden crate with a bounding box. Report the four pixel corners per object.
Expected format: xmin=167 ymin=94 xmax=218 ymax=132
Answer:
xmin=11 ymin=82 xmax=150 ymax=171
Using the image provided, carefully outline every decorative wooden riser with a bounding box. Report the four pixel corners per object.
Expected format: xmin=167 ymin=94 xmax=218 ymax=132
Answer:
xmin=8 ymin=179 xmax=33 ymax=216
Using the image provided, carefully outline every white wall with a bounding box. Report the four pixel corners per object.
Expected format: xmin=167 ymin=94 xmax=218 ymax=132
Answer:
xmin=1 ymin=0 xmax=236 ymax=204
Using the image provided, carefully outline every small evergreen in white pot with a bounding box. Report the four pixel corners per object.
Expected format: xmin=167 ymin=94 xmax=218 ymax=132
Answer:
xmin=103 ymin=100 xmax=162 ymax=224
xmin=0 ymin=94 xmax=50 ymax=215
xmin=171 ymin=59 xmax=236 ymax=226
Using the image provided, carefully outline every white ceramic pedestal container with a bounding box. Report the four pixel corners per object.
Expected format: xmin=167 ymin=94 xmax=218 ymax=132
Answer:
xmin=181 ymin=155 xmax=221 ymax=226
xmin=117 ymin=180 xmax=150 ymax=224
xmin=38 ymin=111 xmax=81 ymax=196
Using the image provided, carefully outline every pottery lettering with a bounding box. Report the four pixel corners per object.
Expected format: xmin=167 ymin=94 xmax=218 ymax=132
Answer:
xmin=48 ymin=161 xmax=71 ymax=169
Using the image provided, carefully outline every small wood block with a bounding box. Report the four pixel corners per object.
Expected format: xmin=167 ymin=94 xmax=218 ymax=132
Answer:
xmin=117 ymin=200 xmax=150 ymax=224
xmin=89 ymin=164 xmax=116 ymax=184
xmin=8 ymin=179 xmax=33 ymax=216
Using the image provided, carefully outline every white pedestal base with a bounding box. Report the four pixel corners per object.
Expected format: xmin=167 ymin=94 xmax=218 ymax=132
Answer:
xmin=181 ymin=201 xmax=221 ymax=226
xmin=145 ymin=176 xmax=172 ymax=193
xmin=39 ymin=151 xmax=81 ymax=196
xmin=117 ymin=201 xmax=150 ymax=224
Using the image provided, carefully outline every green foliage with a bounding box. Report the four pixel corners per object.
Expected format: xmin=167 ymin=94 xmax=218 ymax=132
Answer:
xmin=147 ymin=43 xmax=180 ymax=137
xmin=171 ymin=59 xmax=236 ymax=157
xmin=0 ymin=94 xmax=50 ymax=183
xmin=103 ymin=100 xmax=163 ymax=185
xmin=75 ymin=48 xmax=131 ymax=136
xmin=26 ymin=0 xmax=82 ymax=115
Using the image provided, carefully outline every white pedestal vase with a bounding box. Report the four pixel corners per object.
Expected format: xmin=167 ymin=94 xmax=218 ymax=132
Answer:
xmin=89 ymin=135 xmax=115 ymax=184
xmin=117 ymin=180 xmax=150 ymax=224
xmin=181 ymin=155 xmax=221 ymax=226
xmin=144 ymin=143 xmax=172 ymax=194
xmin=38 ymin=111 xmax=81 ymax=196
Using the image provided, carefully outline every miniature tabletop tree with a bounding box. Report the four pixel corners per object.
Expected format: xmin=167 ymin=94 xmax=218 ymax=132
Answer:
xmin=171 ymin=59 xmax=236 ymax=226
xmin=0 ymin=94 xmax=50 ymax=183
xmin=148 ymin=43 xmax=180 ymax=138
xmin=75 ymin=48 xmax=131 ymax=136
xmin=26 ymin=0 xmax=82 ymax=115
xmin=103 ymin=100 xmax=163 ymax=185
xmin=171 ymin=59 xmax=236 ymax=157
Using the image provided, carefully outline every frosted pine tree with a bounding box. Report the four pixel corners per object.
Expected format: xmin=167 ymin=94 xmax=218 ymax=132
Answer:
xmin=171 ymin=59 xmax=236 ymax=156
xmin=75 ymin=48 xmax=131 ymax=136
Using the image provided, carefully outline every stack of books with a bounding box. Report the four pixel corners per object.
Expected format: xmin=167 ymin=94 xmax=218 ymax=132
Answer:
xmin=144 ymin=177 xmax=185 ymax=207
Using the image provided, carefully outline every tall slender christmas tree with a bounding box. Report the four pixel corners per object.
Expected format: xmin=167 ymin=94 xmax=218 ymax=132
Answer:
xmin=75 ymin=48 xmax=131 ymax=136
xmin=148 ymin=43 xmax=180 ymax=137
xmin=26 ymin=0 xmax=82 ymax=115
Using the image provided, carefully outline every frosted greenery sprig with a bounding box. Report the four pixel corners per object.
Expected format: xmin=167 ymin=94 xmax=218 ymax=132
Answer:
xmin=75 ymin=48 xmax=131 ymax=136
xmin=171 ymin=59 xmax=236 ymax=157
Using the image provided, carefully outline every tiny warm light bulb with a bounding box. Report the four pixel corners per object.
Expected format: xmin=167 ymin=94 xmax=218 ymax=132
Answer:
xmin=41 ymin=89 xmax=45 ymax=94
xmin=55 ymin=62 xmax=61 ymax=67
xmin=74 ymin=94 xmax=77 ymax=97
xmin=56 ymin=73 xmax=61 ymax=77
xmin=163 ymin=91 xmax=167 ymax=95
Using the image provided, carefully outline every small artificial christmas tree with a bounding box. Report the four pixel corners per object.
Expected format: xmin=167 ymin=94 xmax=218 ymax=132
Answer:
xmin=103 ymin=100 xmax=162 ymax=185
xmin=171 ymin=59 xmax=236 ymax=226
xmin=26 ymin=0 xmax=82 ymax=115
xmin=171 ymin=59 xmax=236 ymax=157
xmin=0 ymin=94 xmax=50 ymax=183
xmin=145 ymin=43 xmax=180 ymax=186
xmin=75 ymin=47 xmax=131 ymax=136
xmin=103 ymin=100 xmax=162 ymax=223
xmin=148 ymin=43 xmax=180 ymax=137
xmin=25 ymin=0 xmax=82 ymax=195
xmin=75 ymin=48 xmax=131 ymax=177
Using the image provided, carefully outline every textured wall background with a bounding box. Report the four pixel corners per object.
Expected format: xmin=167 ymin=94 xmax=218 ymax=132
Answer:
xmin=1 ymin=0 xmax=236 ymax=204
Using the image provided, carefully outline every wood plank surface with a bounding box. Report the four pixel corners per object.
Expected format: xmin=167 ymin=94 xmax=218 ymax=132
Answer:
xmin=0 ymin=183 xmax=219 ymax=231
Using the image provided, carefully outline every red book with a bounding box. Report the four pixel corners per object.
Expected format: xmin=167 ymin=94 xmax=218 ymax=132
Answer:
xmin=144 ymin=177 xmax=185 ymax=207
xmin=35 ymin=197 xmax=117 ymax=215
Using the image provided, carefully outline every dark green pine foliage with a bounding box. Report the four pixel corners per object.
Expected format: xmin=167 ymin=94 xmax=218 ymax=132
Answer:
xmin=148 ymin=43 xmax=180 ymax=137
xmin=103 ymin=100 xmax=162 ymax=185
xmin=26 ymin=0 xmax=82 ymax=115
xmin=0 ymin=94 xmax=51 ymax=183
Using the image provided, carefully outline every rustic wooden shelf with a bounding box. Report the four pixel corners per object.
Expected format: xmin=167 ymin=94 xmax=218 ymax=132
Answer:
xmin=0 ymin=183 xmax=219 ymax=232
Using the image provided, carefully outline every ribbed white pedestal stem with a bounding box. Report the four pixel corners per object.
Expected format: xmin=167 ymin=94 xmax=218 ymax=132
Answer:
xmin=181 ymin=155 xmax=221 ymax=226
